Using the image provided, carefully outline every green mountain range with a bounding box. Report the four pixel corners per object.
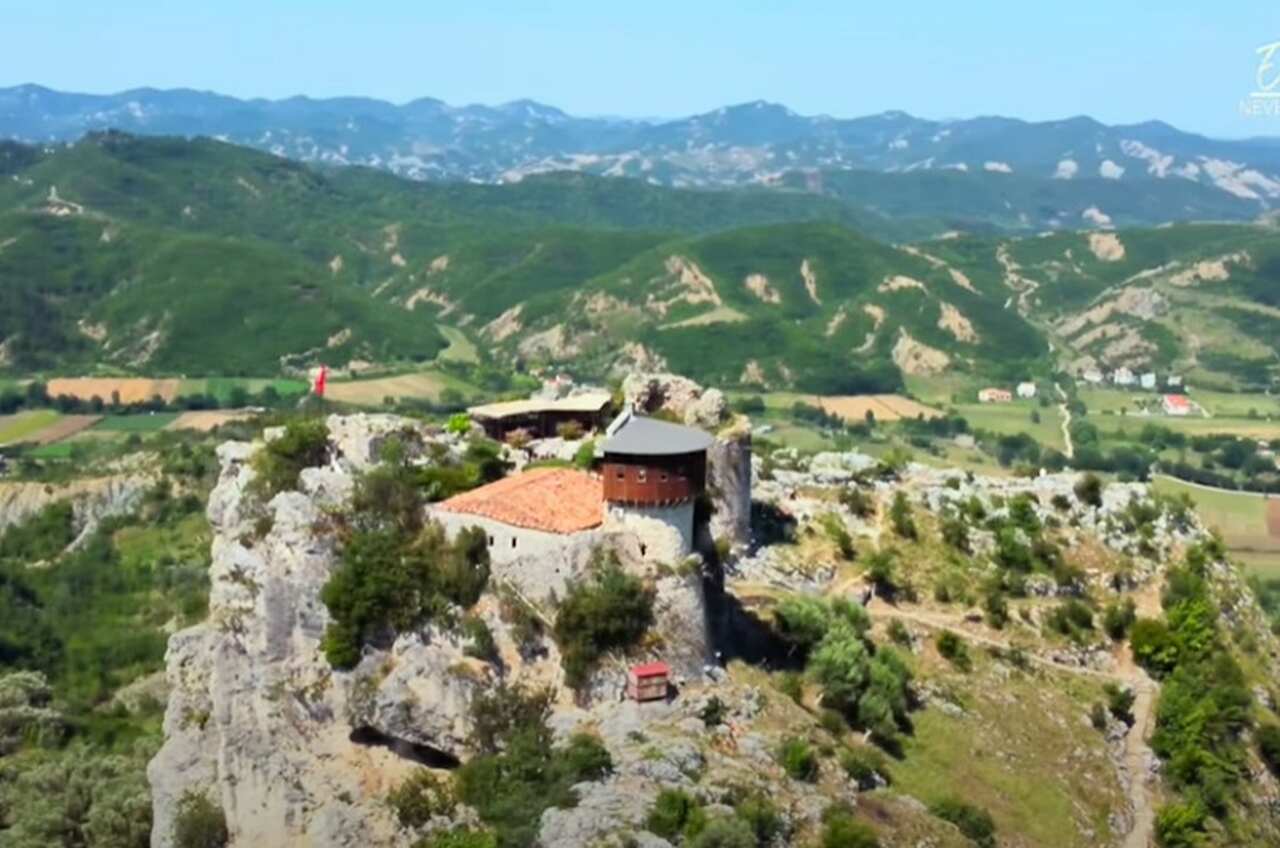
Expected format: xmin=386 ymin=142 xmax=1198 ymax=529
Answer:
xmin=1 ymin=133 xmax=1277 ymax=390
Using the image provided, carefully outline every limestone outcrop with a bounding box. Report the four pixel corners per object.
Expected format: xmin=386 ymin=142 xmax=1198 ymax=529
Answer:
xmin=0 ymin=472 xmax=156 ymax=544
xmin=148 ymin=415 xmax=717 ymax=847
xmin=622 ymin=373 xmax=728 ymax=430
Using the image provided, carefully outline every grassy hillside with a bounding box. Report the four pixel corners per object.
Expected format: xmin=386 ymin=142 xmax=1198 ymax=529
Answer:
xmin=955 ymin=224 xmax=1280 ymax=388
xmin=0 ymin=213 xmax=446 ymax=374
xmin=1 ymin=132 xmax=1279 ymax=389
xmin=481 ymin=222 xmax=1049 ymax=390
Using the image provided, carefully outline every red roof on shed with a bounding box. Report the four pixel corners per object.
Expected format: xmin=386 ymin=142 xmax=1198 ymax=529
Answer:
xmin=629 ymin=661 xmax=671 ymax=678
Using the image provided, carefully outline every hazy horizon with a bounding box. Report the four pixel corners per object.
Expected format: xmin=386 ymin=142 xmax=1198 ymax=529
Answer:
xmin=4 ymin=1 xmax=1279 ymax=139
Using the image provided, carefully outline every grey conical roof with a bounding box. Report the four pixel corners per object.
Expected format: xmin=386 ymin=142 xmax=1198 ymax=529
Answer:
xmin=602 ymin=411 xmax=715 ymax=456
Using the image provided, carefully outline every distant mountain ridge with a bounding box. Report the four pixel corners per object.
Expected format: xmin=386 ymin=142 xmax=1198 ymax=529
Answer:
xmin=3 ymin=84 xmax=1280 ymax=222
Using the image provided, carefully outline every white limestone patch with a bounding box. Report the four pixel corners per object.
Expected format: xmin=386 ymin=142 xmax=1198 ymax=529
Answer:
xmin=1081 ymin=207 xmax=1114 ymax=229
xmin=744 ymin=273 xmax=781 ymax=304
xmin=1119 ymin=140 xmax=1174 ymax=178
xmin=878 ymin=275 xmax=928 ymax=294
xmin=1198 ymin=158 xmax=1280 ymax=200
xmin=1088 ymin=232 xmax=1126 ymax=261
xmin=1099 ymin=160 xmax=1125 ymax=179
xmin=1054 ymin=159 xmax=1079 ymax=179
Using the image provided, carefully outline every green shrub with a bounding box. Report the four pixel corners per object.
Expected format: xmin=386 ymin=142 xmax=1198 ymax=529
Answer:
xmin=1258 ymin=723 xmax=1280 ymax=776
xmin=456 ymin=691 xmax=612 ymax=848
xmin=469 ymin=684 xmax=553 ymax=755
xmin=1045 ymin=598 xmax=1094 ymax=641
xmin=646 ymin=788 xmax=705 ymax=842
xmin=412 ymin=826 xmax=498 ymax=848
xmin=936 ymin=632 xmax=970 ymax=671
xmin=699 ymin=696 xmax=728 ymax=728
xmin=777 ymin=671 xmax=805 ymax=704
xmin=573 ymin=439 xmax=597 ymax=470
xmin=1129 ymin=618 xmax=1178 ymax=677
xmin=552 ymin=551 xmax=655 ymax=688
xmin=1102 ymin=598 xmax=1137 ymax=640
xmin=1154 ymin=799 xmax=1207 ymax=848
xmin=864 ymin=550 xmax=897 ymax=592
xmin=173 ymin=791 xmax=229 ymax=848
xmin=687 ymin=814 xmax=757 ymax=848
xmin=888 ymin=492 xmax=917 ymax=540
xmin=388 ymin=769 xmax=456 ymax=829
xmin=320 ymin=525 xmax=490 ymax=669
xmin=839 ymin=487 xmax=876 ymax=519
xmin=820 ymin=708 xmax=847 ymax=736
xmin=840 ymin=746 xmax=890 ymax=790
xmin=733 ymin=793 xmax=784 ymax=845
xmin=1090 ymin=701 xmax=1109 ymax=730
xmin=445 ymin=413 xmax=472 ymax=435
xmin=886 ymin=619 xmax=911 ymax=647
xmin=1074 ymin=473 xmax=1104 ymax=508
xmin=777 ymin=737 xmax=819 ymax=782
xmin=248 ymin=418 xmax=329 ymax=500
xmin=940 ymin=515 xmax=970 ymax=553
xmin=928 ymin=797 xmax=995 ymax=848
xmin=982 ymin=590 xmax=1009 ymax=630
xmin=1104 ymin=683 xmax=1136 ymax=726
xmin=821 ymin=809 xmax=880 ymax=848
xmin=498 ymin=586 xmax=544 ymax=657
xmin=462 ymin=615 xmax=498 ymax=663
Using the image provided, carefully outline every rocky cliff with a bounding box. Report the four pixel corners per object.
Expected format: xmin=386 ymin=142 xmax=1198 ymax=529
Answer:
xmin=147 ymin=415 xmax=717 ymax=847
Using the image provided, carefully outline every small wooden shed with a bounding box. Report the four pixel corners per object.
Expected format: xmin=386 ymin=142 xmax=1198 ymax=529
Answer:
xmin=626 ymin=661 xmax=671 ymax=702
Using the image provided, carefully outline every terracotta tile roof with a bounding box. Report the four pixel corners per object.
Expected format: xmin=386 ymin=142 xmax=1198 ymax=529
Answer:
xmin=437 ymin=467 xmax=604 ymax=534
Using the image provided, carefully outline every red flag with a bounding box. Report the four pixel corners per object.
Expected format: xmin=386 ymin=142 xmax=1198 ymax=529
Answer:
xmin=313 ymin=365 xmax=328 ymax=397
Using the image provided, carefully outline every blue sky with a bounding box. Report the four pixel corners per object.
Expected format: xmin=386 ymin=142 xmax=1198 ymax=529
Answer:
xmin=3 ymin=1 xmax=1277 ymax=137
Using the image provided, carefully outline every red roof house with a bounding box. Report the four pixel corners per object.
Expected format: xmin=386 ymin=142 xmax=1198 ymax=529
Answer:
xmin=1162 ymin=394 xmax=1193 ymax=417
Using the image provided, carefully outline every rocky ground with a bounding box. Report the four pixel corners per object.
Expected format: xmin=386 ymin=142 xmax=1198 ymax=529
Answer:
xmin=144 ymin=403 xmax=1280 ymax=847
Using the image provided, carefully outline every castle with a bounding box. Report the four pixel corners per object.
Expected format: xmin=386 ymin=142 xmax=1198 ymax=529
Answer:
xmin=431 ymin=409 xmax=714 ymax=597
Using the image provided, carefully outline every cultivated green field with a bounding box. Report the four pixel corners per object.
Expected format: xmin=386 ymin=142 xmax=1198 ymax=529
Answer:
xmin=93 ymin=413 xmax=180 ymax=433
xmin=1079 ymin=387 xmax=1280 ymax=419
xmin=1089 ymin=413 xmax=1280 ymax=441
xmin=436 ymin=325 xmax=479 ymax=364
xmin=0 ymin=410 xmax=60 ymax=445
xmin=954 ymin=402 xmax=1066 ymax=452
xmin=1151 ymin=476 xmax=1280 ymax=576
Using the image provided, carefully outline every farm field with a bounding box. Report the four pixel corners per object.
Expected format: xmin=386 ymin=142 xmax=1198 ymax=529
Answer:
xmin=1151 ymin=476 xmax=1280 ymax=576
xmin=324 ymin=369 xmax=479 ymax=406
xmin=92 ymin=413 xmax=180 ymax=433
xmin=168 ymin=410 xmax=257 ymax=431
xmin=1088 ymin=412 xmax=1280 ymax=441
xmin=0 ymin=410 xmax=62 ymax=445
xmin=46 ymin=377 xmax=184 ymax=404
xmin=1079 ymin=387 xmax=1280 ymax=419
xmin=955 ymin=401 xmax=1067 ymax=452
xmin=435 ymin=325 xmax=480 ymax=364
xmin=813 ymin=394 xmax=943 ymax=423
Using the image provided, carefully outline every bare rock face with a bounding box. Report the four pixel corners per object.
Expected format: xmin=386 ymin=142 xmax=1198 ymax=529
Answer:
xmin=0 ymin=472 xmax=156 ymax=544
xmin=148 ymin=436 xmax=472 ymax=848
xmin=706 ymin=430 xmax=752 ymax=550
xmin=622 ymin=373 xmax=727 ymax=429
